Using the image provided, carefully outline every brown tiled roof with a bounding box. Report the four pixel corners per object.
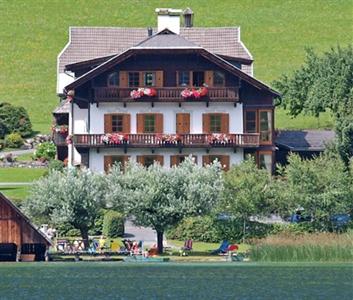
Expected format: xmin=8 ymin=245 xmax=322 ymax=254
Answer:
xmin=58 ymin=27 xmax=252 ymax=72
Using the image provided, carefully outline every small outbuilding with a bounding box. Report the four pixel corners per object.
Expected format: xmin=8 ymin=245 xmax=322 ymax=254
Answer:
xmin=0 ymin=193 xmax=52 ymax=261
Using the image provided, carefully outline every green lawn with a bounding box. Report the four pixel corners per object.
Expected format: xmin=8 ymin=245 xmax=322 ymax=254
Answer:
xmin=0 ymin=167 xmax=46 ymax=182
xmin=0 ymin=1 xmax=351 ymax=132
xmin=0 ymin=186 xmax=30 ymax=206
xmin=169 ymin=240 xmax=250 ymax=253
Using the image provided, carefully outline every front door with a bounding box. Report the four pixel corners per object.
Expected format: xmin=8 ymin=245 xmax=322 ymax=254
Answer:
xmin=176 ymin=113 xmax=190 ymax=134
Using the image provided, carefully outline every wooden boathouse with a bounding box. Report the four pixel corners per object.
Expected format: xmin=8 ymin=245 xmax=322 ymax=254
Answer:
xmin=0 ymin=193 xmax=52 ymax=261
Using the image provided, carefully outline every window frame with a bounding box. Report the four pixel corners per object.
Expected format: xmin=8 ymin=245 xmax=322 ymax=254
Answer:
xmin=259 ymin=109 xmax=273 ymax=144
xmin=209 ymin=114 xmax=222 ymax=133
xmin=143 ymin=114 xmax=156 ymax=133
xmin=213 ymin=71 xmax=225 ymax=87
xmin=128 ymin=72 xmax=140 ymax=87
xmin=107 ymin=72 xmax=119 ymax=87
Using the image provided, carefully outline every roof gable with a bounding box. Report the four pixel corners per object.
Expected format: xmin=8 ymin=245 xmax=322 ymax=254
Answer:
xmin=64 ymin=46 xmax=279 ymax=97
xmin=134 ymin=28 xmax=201 ymax=49
xmin=0 ymin=193 xmax=52 ymax=245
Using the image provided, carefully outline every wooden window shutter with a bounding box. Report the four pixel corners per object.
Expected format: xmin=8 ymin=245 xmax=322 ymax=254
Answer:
xmin=204 ymin=70 xmax=213 ymax=86
xmin=104 ymin=114 xmax=113 ymax=133
xmin=123 ymin=114 xmax=131 ymax=133
xmin=136 ymin=156 xmax=144 ymax=165
xmin=155 ymin=155 xmax=164 ymax=166
xmin=170 ymin=155 xmax=178 ymax=167
xmin=136 ymin=114 xmax=144 ymax=133
xmin=202 ymin=114 xmax=210 ymax=134
xmin=202 ymin=155 xmax=210 ymax=166
xmin=176 ymin=113 xmax=190 ymax=134
xmin=221 ymin=114 xmax=229 ymax=133
xmin=119 ymin=71 xmax=128 ymax=88
xmin=155 ymin=114 xmax=163 ymax=133
xmin=220 ymin=155 xmax=230 ymax=171
xmin=156 ymin=71 xmax=164 ymax=87
xmin=104 ymin=156 xmax=113 ymax=172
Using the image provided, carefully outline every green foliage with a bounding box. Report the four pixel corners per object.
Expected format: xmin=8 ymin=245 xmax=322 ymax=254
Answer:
xmin=106 ymin=158 xmax=223 ymax=252
xmin=48 ymin=159 xmax=65 ymax=172
xmin=5 ymin=132 xmax=24 ymax=148
xmin=102 ymin=210 xmax=124 ymax=238
xmin=0 ymin=102 xmax=32 ymax=138
xmin=167 ymin=216 xmax=274 ymax=243
xmin=24 ymin=168 xmax=107 ymax=243
xmin=275 ymin=153 xmax=353 ymax=230
xmin=274 ymin=46 xmax=353 ymax=165
xmin=221 ymin=158 xmax=273 ymax=221
xmin=34 ymin=141 xmax=56 ymax=161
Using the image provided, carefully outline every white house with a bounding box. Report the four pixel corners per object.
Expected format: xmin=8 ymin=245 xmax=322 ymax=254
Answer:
xmin=53 ymin=8 xmax=279 ymax=173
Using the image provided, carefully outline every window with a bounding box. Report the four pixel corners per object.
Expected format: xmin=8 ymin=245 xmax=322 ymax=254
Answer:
xmin=128 ymin=72 xmax=139 ymax=87
xmin=213 ymin=71 xmax=225 ymax=86
xmin=178 ymin=71 xmax=190 ymax=86
xmin=137 ymin=155 xmax=164 ymax=167
xmin=107 ymin=72 xmax=119 ymax=87
xmin=210 ymin=115 xmax=222 ymax=133
xmin=192 ymin=71 xmax=204 ymax=87
xmin=144 ymin=115 xmax=155 ymax=133
xmin=258 ymin=152 xmax=272 ymax=172
xmin=104 ymin=156 xmax=129 ymax=172
xmin=203 ymin=155 xmax=230 ymax=171
xmin=259 ymin=110 xmax=272 ymax=143
xmin=245 ymin=111 xmax=257 ymax=133
xmin=111 ymin=115 xmax=124 ymax=132
xmin=144 ymin=72 xmax=156 ymax=86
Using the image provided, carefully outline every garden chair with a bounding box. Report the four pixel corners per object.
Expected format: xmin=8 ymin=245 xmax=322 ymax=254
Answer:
xmin=211 ymin=240 xmax=230 ymax=255
xmin=180 ymin=239 xmax=193 ymax=256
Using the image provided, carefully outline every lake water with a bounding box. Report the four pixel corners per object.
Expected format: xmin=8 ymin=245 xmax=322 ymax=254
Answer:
xmin=0 ymin=262 xmax=352 ymax=299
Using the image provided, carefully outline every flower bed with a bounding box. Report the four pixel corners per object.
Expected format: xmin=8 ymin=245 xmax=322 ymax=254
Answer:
xmin=130 ymin=88 xmax=157 ymax=99
xmin=101 ymin=133 xmax=129 ymax=145
xmin=207 ymin=133 xmax=231 ymax=145
xmin=156 ymin=134 xmax=181 ymax=145
xmin=181 ymin=86 xmax=208 ymax=99
xmin=52 ymin=125 xmax=68 ymax=135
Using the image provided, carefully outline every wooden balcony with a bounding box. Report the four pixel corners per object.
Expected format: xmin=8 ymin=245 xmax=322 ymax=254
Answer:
xmin=72 ymin=133 xmax=259 ymax=148
xmin=52 ymin=132 xmax=68 ymax=146
xmin=93 ymin=87 xmax=239 ymax=103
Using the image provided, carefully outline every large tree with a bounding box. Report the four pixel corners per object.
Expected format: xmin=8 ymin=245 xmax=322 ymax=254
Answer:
xmin=221 ymin=159 xmax=274 ymax=238
xmin=274 ymin=46 xmax=353 ymax=166
xmin=276 ymin=153 xmax=353 ymax=230
xmin=24 ymin=168 xmax=106 ymax=247
xmin=106 ymin=158 xmax=223 ymax=253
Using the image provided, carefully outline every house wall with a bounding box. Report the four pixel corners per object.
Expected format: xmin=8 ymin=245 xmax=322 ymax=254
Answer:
xmin=89 ymin=147 xmax=244 ymax=173
xmin=89 ymin=102 xmax=243 ymax=134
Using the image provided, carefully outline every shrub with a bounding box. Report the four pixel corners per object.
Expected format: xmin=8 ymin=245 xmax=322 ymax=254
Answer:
xmin=48 ymin=160 xmax=65 ymax=172
xmin=0 ymin=102 xmax=32 ymax=138
xmin=5 ymin=132 xmax=24 ymax=148
xmin=34 ymin=142 xmax=56 ymax=161
xmin=102 ymin=210 xmax=124 ymax=238
xmin=166 ymin=216 xmax=274 ymax=243
xmin=89 ymin=209 xmax=105 ymax=236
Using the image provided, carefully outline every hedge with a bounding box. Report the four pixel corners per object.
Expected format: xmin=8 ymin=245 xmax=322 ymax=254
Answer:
xmin=102 ymin=211 xmax=125 ymax=238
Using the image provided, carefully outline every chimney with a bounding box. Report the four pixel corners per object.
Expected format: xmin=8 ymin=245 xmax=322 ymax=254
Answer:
xmin=183 ymin=8 xmax=194 ymax=28
xmin=147 ymin=27 xmax=153 ymax=37
xmin=155 ymin=8 xmax=182 ymax=34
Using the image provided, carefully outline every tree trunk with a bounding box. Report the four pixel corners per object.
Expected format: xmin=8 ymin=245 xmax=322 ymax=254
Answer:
xmin=80 ymin=228 xmax=89 ymax=249
xmin=156 ymin=230 xmax=164 ymax=254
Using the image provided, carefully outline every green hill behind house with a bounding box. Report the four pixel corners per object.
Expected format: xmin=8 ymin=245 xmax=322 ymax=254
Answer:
xmin=1 ymin=0 xmax=351 ymax=133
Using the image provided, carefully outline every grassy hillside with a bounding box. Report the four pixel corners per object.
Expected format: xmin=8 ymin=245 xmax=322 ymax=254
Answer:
xmin=0 ymin=0 xmax=351 ymax=132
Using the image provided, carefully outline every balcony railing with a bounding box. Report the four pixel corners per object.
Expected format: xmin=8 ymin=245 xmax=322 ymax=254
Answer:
xmin=93 ymin=87 xmax=239 ymax=103
xmin=72 ymin=133 xmax=259 ymax=148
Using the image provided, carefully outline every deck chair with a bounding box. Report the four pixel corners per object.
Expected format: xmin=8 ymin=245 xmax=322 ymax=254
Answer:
xmin=211 ymin=240 xmax=230 ymax=254
xmin=182 ymin=239 xmax=193 ymax=251
xmin=88 ymin=239 xmax=99 ymax=255
xmin=110 ymin=240 xmax=120 ymax=252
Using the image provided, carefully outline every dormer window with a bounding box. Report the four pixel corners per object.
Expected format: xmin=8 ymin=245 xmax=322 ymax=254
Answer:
xmin=107 ymin=72 xmax=119 ymax=87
